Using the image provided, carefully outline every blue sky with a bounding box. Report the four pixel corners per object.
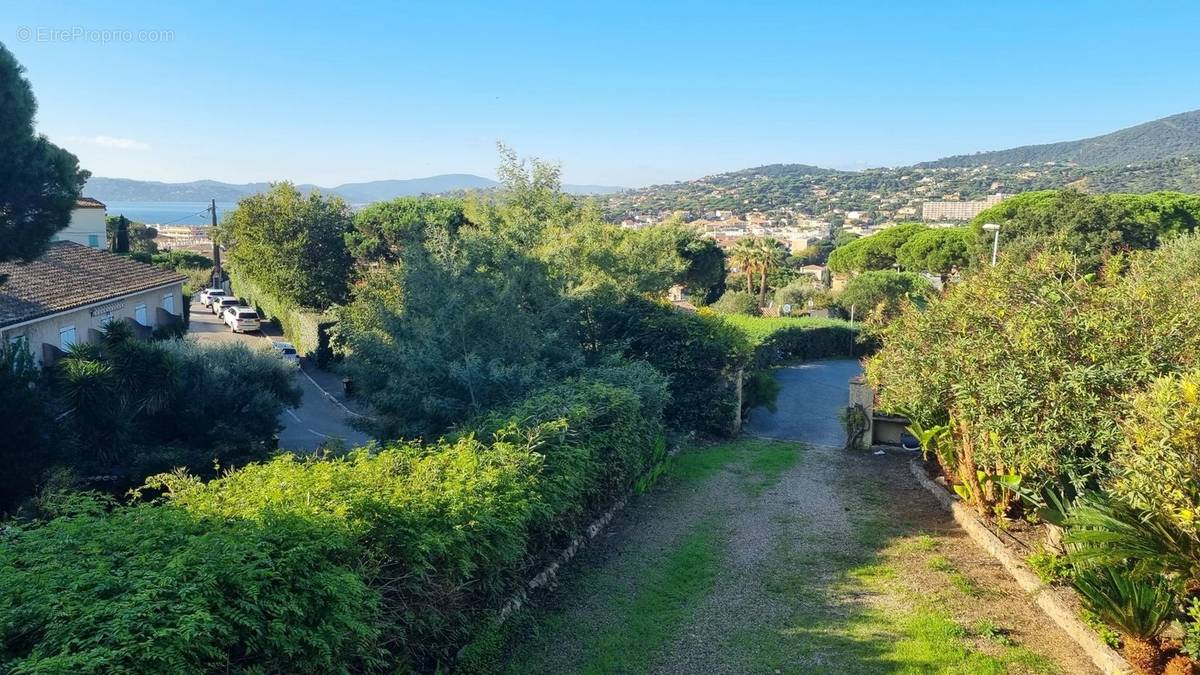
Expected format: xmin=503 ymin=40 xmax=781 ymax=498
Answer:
xmin=4 ymin=1 xmax=1199 ymax=187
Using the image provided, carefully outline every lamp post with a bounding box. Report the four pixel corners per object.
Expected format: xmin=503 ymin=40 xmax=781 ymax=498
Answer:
xmin=982 ymin=222 xmax=1001 ymax=266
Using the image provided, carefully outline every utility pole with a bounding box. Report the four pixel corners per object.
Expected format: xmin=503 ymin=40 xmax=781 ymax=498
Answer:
xmin=210 ymin=199 xmax=223 ymax=286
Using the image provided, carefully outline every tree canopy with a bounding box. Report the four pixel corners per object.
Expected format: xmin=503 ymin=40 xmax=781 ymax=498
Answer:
xmin=970 ymin=189 xmax=1200 ymax=271
xmin=0 ymin=43 xmax=89 ymax=263
xmin=216 ymin=183 xmax=354 ymax=308
xmin=895 ymin=227 xmax=975 ymax=274
xmin=347 ymin=196 xmax=467 ymax=264
xmin=106 ymin=215 xmax=158 ymax=254
xmin=826 ymin=223 xmax=928 ymax=273
xmin=838 ymin=270 xmax=932 ymax=322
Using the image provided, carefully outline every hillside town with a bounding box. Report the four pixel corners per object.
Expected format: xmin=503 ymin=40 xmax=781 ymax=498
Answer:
xmin=6 ymin=4 xmax=1200 ymax=675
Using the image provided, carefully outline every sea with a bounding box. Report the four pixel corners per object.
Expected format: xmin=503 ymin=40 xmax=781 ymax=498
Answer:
xmin=103 ymin=201 xmax=239 ymax=226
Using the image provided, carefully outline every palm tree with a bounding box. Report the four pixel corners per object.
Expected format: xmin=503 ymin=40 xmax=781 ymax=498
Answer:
xmin=752 ymin=238 xmax=786 ymax=307
xmin=729 ymin=239 xmax=758 ymax=296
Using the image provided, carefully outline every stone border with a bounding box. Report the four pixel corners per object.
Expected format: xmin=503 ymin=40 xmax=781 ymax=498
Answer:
xmin=907 ymin=459 xmax=1131 ymax=675
xmin=495 ymin=443 xmax=683 ymax=622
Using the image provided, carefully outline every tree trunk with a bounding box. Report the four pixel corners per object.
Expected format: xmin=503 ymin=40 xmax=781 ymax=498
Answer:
xmin=759 ymin=265 xmax=768 ymax=306
xmin=955 ymin=416 xmax=989 ymax=516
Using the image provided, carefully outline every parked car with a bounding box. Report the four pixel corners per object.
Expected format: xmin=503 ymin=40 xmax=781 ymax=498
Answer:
xmin=224 ymin=307 xmax=261 ymax=333
xmin=270 ymin=341 xmax=300 ymax=364
xmin=212 ymin=296 xmax=241 ymax=316
xmin=199 ymin=288 xmax=226 ymax=307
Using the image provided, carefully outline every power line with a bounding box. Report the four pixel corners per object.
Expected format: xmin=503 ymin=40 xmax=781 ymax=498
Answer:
xmin=151 ymin=207 xmax=214 ymax=226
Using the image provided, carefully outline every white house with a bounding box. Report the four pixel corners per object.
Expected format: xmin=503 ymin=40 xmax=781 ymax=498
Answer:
xmin=51 ymin=197 xmax=108 ymax=249
xmin=0 ymin=242 xmax=186 ymax=366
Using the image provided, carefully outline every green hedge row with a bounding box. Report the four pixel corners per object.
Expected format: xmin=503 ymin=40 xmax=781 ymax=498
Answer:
xmin=720 ymin=315 xmax=872 ymax=369
xmin=227 ymin=266 xmax=334 ymax=366
xmin=0 ymin=365 xmax=669 ymax=673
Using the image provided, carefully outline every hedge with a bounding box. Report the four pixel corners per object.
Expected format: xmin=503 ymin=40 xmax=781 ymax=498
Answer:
xmin=0 ymin=499 xmax=382 ymax=674
xmin=0 ymin=367 xmax=671 ymax=673
xmin=227 ymin=266 xmax=334 ymax=366
xmin=720 ymin=314 xmax=872 ymax=369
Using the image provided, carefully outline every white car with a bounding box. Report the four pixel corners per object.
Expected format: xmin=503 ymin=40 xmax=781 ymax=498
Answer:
xmin=199 ymin=287 xmax=226 ymax=307
xmin=223 ymin=306 xmax=261 ymax=333
xmin=212 ymin=296 xmax=241 ymax=316
xmin=270 ymin=341 xmax=300 ymax=364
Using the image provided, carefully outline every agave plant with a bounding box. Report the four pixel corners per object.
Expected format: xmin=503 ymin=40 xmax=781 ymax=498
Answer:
xmin=1074 ymin=567 xmax=1176 ymax=675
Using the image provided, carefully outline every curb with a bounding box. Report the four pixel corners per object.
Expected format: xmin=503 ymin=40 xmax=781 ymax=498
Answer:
xmin=298 ymin=366 xmax=368 ymax=419
xmin=494 ymin=443 xmax=682 ymax=623
xmin=907 ymin=459 xmax=1130 ymax=675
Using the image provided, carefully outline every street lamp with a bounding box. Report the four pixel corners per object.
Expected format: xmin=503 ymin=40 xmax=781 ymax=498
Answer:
xmin=982 ymin=222 xmax=1001 ymax=266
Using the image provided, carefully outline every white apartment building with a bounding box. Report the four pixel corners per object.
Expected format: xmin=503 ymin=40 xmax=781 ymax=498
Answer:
xmin=51 ymin=197 xmax=108 ymax=249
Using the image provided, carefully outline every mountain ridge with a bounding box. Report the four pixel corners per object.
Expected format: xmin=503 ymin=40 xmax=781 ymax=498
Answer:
xmin=917 ymin=109 xmax=1200 ymax=168
xmin=85 ymin=174 xmax=625 ymax=203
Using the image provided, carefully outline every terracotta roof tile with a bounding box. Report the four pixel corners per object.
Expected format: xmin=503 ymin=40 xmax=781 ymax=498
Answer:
xmin=75 ymin=197 xmax=106 ymax=209
xmin=0 ymin=242 xmax=186 ymax=327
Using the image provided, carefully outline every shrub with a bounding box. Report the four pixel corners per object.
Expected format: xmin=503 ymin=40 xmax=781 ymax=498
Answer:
xmin=1112 ymin=369 xmax=1200 ymax=539
xmin=53 ymin=336 xmax=300 ymax=488
xmin=472 ymin=363 xmax=669 ymax=539
xmin=148 ymin=371 xmax=668 ymax=671
xmin=837 ymin=270 xmax=933 ymax=322
xmin=155 ymin=439 xmax=540 ymax=670
xmin=580 ymin=296 xmax=750 ymax=436
xmin=0 ymin=343 xmax=58 ymax=515
xmin=149 ymin=249 xmax=213 ymax=271
xmin=0 ymin=501 xmax=382 ymax=674
xmin=720 ymin=315 xmax=866 ymax=368
xmin=1027 ymin=545 xmax=1072 ymax=585
xmin=773 ymin=277 xmax=819 ymax=308
xmin=709 ymin=290 xmax=760 ymax=316
xmin=867 ymin=236 xmax=1200 ymax=512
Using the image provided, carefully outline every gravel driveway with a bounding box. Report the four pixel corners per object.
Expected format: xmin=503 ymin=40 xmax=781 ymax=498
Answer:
xmin=503 ymin=360 xmax=1095 ymax=674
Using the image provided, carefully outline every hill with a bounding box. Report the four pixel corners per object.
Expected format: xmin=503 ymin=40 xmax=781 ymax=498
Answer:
xmin=920 ymin=110 xmax=1200 ymax=168
xmin=84 ymin=175 xmax=623 ymax=203
xmin=601 ymin=111 xmax=1200 ymax=223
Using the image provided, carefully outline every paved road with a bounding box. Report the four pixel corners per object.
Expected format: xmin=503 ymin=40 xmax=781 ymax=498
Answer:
xmin=188 ymin=299 xmax=371 ymax=452
xmin=742 ymin=359 xmax=863 ymax=446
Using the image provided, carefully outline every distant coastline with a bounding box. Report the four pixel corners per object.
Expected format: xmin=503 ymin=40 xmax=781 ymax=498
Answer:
xmin=103 ymin=201 xmax=237 ymax=226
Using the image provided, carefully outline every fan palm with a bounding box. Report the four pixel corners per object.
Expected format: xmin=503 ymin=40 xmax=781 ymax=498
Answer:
xmin=752 ymin=237 xmax=786 ymax=306
xmin=729 ymin=239 xmax=758 ymax=296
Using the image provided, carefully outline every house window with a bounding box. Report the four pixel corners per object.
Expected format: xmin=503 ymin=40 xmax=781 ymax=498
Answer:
xmin=87 ymin=234 xmax=100 ymax=248
xmin=162 ymin=293 xmax=175 ymax=314
xmin=59 ymin=325 xmax=77 ymax=350
xmin=7 ymin=334 xmax=28 ymax=354
xmin=134 ymin=304 xmax=148 ymax=326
